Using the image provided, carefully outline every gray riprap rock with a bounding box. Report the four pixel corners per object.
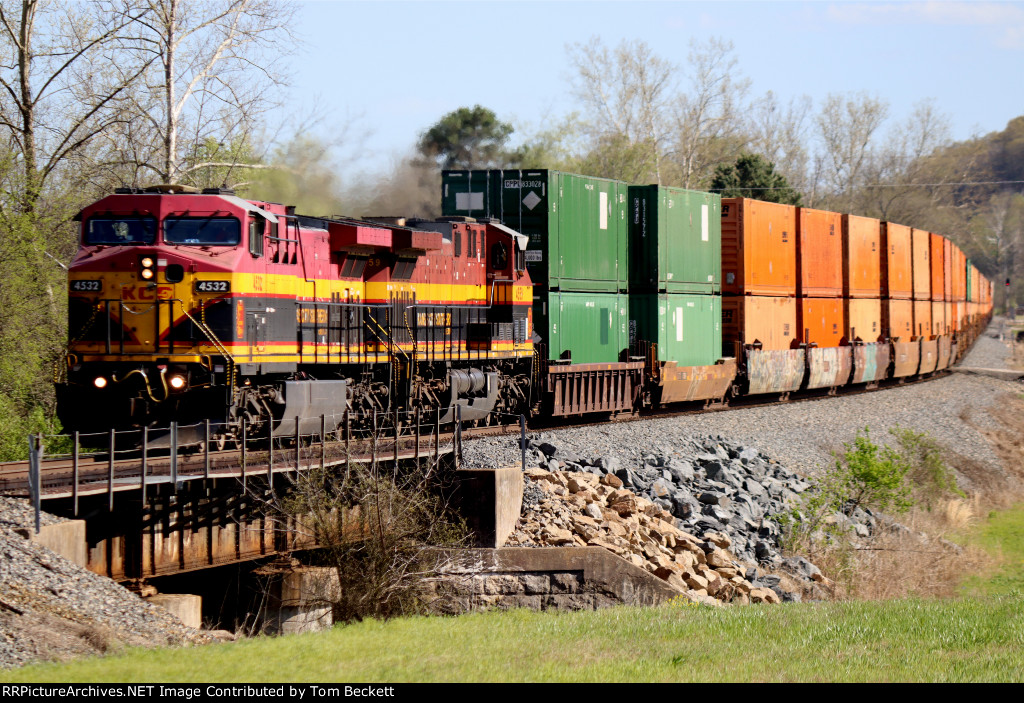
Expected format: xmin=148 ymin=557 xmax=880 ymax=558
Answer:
xmin=650 ymin=478 xmax=673 ymax=499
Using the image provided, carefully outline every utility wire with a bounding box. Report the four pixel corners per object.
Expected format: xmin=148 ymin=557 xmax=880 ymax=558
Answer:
xmin=709 ymin=180 xmax=1024 ymax=191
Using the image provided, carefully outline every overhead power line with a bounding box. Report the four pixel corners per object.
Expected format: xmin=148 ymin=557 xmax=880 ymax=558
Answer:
xmin=709 ymin=180 xmax=1024 ymax=192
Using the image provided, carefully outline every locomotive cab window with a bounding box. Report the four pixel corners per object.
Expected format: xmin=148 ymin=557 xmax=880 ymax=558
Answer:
xmin=248 ymin=217 xmax=265 ymax=257
xmin=85 ymin=216 xmax=157 ymax=245
xmin=491 ymin=241 xmax=508 ymax=270
xmin=165 ymin=217 xmax=240 ymax=246
xmin=454 ymin=229 xmax=462 ymax=257
xmin=515 ymin=247 xmax=526 ymax=273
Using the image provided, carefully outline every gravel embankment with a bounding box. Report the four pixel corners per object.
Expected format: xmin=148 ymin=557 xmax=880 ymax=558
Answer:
xmin=465 ymin=320 xmax=1019 ymax=483
xmin=0 ymin=496 xmax=209 ymax=669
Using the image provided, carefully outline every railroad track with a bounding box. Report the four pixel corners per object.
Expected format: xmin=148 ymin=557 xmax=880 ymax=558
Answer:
xmin=0 ymin=367 xmax=953 ymax=500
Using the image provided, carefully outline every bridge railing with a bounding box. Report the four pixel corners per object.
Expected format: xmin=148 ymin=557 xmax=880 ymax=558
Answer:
xmin=24 ymin=408 xmax=530 ymax=533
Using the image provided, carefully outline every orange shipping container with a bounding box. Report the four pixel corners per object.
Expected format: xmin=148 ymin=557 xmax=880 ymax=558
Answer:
xmin=913 ymin=300 xmax=932 ymax=338
xmin=882 ymin=222 xmax=913 ymax=299
xmin=932 ymin=300 xmax=946 ymax=336
xmin=845 ymin=298 xmax=882 ymax=343
xmin=798 ymin=297 xmax=844 ymax=347
xmin=953 ymin=247 xmax=966 ymax=302
xmin=911 ymin=228 xmax=931 ymax=300
xmin=883 ymin=298 xmax=914 ymax=340
xmin=722 ymin=295 xmax=796 ymax=351
xmin=929 ymin=233 xmax=945 ymax=302
xmin=943 ymin=238 xmax=952 ymax=301
xmin=721 ymin=198 xmax=797 ymax=296
xmin=951 ymin=302 xmax=959 ymax=332
xmin=797 ymin=208 xmax=843 ymax=297
xmin=843 ymin=215 xmax=881 ymax=298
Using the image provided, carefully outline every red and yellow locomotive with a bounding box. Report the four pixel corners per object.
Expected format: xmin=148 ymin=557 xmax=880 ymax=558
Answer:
xmin=57 ymin=186 xmax=534 ymax=441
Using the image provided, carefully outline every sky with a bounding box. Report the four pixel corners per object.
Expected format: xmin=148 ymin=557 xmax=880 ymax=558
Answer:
xmin=280 ymin=0 xmax=1024 ymax=175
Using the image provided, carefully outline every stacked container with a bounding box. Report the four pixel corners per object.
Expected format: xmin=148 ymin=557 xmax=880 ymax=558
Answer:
xmin=911 ymin=228 xmax=932 ymax=340
xmin=842 ymin=214 xmax=886 ymax=383
xmin=441 ymin=169 xmax=629 ymax=363
xmin=880 ymin=222 xmax=918 ymax=377
xmin=721 ymin=198 xmax=803 ymax=394
xmin=627 ymin=185 xmax=722 ymax=365
xmin=797 ymin=208 xmax=844 ymax=346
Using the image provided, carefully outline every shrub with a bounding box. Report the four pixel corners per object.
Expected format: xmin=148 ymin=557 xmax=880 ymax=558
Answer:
xmin=889 ymin=426 xmax=964 ymax=508
xmin=838 ymin=428 xmax=913 ymax=515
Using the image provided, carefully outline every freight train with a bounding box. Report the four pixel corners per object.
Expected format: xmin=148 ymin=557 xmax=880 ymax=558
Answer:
xmin=55 ymin=172 xmax=994 ymax=442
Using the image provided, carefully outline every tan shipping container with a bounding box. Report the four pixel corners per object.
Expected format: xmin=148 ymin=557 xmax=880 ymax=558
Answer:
xmin=845 ymin=297 xmax=882 ymax=343
xmin=911 ymin=228 xmax=931 ymax=300
xmin=721 ymin=198 xmax=797 ymax=296
xmin=797 ymin=208 xmax=843 ymax=297
xmin=882 ymin=222 xmax=913 ymax=299
xmin=883 ymin=298 xmax=914 ymax=341
xmin=722 ymin=295 xmax=796 ymax=351
xmin=932 ymin=300 xmax=946 ymax=336
xmin=843 ymin=215 xmax=881 ymax=298
xmin=798 ymin=297 xmax=844 ymax=347
xmin=951 ymin=302 xmax=960 ymax=332
xmin=913 ymin=299 xmax=932 ymax=339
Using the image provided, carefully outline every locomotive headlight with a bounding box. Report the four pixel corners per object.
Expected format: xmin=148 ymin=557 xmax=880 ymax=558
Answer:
xmin=168 ymin=374 xmax=186 ymax=390
xmin=138 ymin=255 xmax=156 ymax=280
xmin=93 ymin=376 xmax=108 ymax=389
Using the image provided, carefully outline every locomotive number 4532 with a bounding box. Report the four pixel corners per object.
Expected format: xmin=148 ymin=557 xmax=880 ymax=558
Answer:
xmin=195 ymin=280 xmax=230 ymax=293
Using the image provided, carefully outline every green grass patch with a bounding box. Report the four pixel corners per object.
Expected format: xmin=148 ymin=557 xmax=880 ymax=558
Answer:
xmin=960 ymin=503 xmax=1024 ymax=597
xmin=3 ymin=597 xmax=1023 ymax=683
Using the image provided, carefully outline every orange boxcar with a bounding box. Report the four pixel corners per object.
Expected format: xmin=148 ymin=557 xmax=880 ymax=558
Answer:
xmin=721 ymin=198 xmax=797 ymax=296
xmin=883 ymin=298 xmax=914 ymax=341
xmin=882 ymin=222 xmax=913 ymax=299
xmin=798 ymin=297 xmax=844 ymax=347
xmin=796 ymin=208 xmax=843 ymax=297
xmin=722 ymin=295 xmax=797 ymax=351
xmin=843 ymin=215 xmax=881 ymax=298
xmin=911 ymin=228 xmax=931 ymax=300
xmin=845 ymin=297 xmax=882 ymax=343
xmin=913 ymin=299 xmax=932 ymax=339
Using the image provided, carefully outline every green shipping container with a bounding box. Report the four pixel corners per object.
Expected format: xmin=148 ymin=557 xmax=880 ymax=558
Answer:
xmin=546 ymin=291 xmax=629 ymax=364
xmin=630 ymin=293 xmax=722 ymax=367
xmin=628 ymin=185 xmax=721 ymax=294
xmin=442 ymin=169 xmax=628 ymax=292
xmin=966 ymin=259 xmax=973 ymax=302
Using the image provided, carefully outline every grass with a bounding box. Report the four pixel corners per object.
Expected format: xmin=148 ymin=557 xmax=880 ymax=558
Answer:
xmin=2 ymin=597 xmax=1023 ymax=683
xmin=959 ymin=503 xmax=1024 ymax=598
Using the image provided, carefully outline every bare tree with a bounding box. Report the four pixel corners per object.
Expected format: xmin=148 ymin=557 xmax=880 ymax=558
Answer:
xmin=567 ymin=37 xmax=676 ymax=183
xmin=814 ymin=91 xmax=889 ymax=209
xmin=118 ymin=0 xmax=296 ymax=186
xmin=859 ymin=100 xmax=954 ymax=222
xmin=747 ymin=91 xmax=812 ymax=196
xmin=667 ymin=38 xmax=750 ymax=189
xmin=969 ymin=191 xmax=1024 ymax=309
xmin=0 ymin=0 xmax=151 ymax=215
